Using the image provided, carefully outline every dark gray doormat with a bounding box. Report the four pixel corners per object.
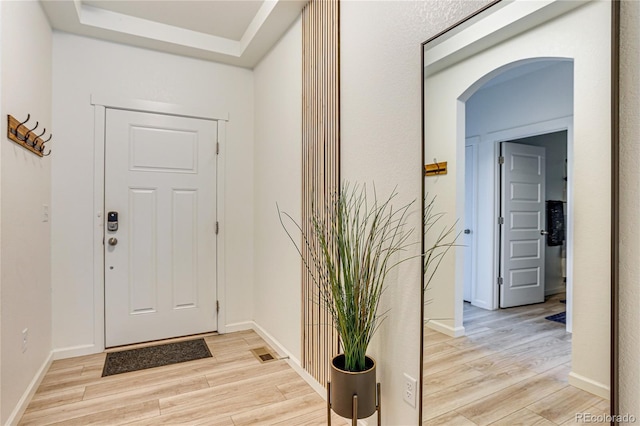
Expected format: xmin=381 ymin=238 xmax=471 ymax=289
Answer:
xmin=102 ymin=338 xmax=212 ymax=377
xmin=545 ymin=312 xmax=566 ymax=324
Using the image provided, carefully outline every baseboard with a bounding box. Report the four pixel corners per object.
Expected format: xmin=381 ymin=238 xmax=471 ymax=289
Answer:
xmin=52 ymin=343 xmax=101 ymax=360
xmin=545 ymin=286 xmax=566 ymax=297
xmin=470 ymin=300 xmax=492 ymax=310
xmin=250 ymin=321 xmax=327 ymax=398
xmin=568 ymin=371 xmax=610 ymax=400
xmin=250 ymin=322 xmax=375 ymax=425
xmin=4 ymin=351 xmax=53 ymax=426
xmin=53 ymin=325 xmax=255 ymax=359
xmin=223 ymin=321 xmax=254 ymax=334
xmin=425 ymin=320 xmax=465 ymax=337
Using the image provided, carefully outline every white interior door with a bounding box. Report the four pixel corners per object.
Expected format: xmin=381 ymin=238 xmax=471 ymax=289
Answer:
xmin=105 ymin=109 xmax=218 ymax=347
xmin=499 ymin=142 xmax=546 ymax=308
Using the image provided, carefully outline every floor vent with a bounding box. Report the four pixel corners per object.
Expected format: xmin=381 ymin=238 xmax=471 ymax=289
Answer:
xmin=251 ymin=347 xmax=278 ymax=363
xmin=259 ymin=353 xmax=274 ymax=362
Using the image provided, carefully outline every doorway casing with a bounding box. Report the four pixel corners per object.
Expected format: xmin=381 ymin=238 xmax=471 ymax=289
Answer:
xmin=464 ymin=116 xmax=574 ymax=331
xmin=91 ymin=95 xmax=228 ymax=353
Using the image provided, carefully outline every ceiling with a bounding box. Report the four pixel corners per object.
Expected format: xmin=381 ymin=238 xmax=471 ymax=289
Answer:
xmin=478 ymin=60 xmax=566 ymax=91
xmin=40 ymin=0 xmax=308 ymax=68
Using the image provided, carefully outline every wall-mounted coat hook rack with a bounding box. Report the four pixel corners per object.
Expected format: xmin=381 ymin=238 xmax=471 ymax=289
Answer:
xmin=424 ymin=159 xmax=447 ymax=176
xmin=7 ymin=114 xmax=52 ymax=157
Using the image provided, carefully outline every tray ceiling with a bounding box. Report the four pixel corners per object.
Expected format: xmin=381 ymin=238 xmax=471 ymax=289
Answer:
xmin=41 ymin=0 xmax=307 ymax=68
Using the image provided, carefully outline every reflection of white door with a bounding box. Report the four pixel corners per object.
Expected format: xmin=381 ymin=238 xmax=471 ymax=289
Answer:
xmin=105 ymin=109 xmax=218 ymax=347
xmin=499 ymin=142 xmax=546 ymax=308
xmin=463 ymin=144 xmax=476 ymax=303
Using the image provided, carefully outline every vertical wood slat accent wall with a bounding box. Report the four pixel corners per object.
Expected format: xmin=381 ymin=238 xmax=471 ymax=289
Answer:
xmin=301 ymin=0 xmax=340 ymax=386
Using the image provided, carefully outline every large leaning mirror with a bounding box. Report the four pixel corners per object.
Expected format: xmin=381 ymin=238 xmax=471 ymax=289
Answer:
xmin=420 ymin=1 xmax=619 ymax=424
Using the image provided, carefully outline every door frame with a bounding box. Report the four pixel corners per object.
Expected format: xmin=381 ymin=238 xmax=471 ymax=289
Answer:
xmin=478 ymin=116 xmax=574 ymax=331
xmin=91 ymin=95 xmax=228 ymax=352
xmin=464 ymin=137 xmax=480 ymax=306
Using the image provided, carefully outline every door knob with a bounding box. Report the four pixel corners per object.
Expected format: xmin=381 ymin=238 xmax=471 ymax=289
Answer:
xmin=540 ymin=230 xmax=549 ymax=235
xmin=108 ymin=237 xmax=118 ymax=246
xmin=464 ymin=229 xmax=471 ymax=234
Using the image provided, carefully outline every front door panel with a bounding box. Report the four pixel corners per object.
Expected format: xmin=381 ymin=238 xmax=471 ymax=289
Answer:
xmin=500 ymin=142 xmax=546 ymax=308
xmin=105 ymin=109 xmax=217 ymax=347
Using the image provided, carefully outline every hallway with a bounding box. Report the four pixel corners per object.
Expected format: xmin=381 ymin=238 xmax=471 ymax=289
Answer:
xmin=423 ymin=294 xmax=608 ymax=425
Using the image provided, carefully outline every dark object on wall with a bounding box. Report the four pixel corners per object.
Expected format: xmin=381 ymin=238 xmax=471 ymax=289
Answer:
xmin=7 ymin=114 xmax=52 ymax=157
xmin=546 ymin=200 xmax=565 ymax=246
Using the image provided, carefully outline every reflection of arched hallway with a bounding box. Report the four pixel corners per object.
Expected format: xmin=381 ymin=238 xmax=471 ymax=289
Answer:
xmin=423 ymin=1 xmax=612 ymax=407
xmin=427 ymin=56 xmax=584 ymax=419
xmin=462 ymin=59 xmax=573 ymax=323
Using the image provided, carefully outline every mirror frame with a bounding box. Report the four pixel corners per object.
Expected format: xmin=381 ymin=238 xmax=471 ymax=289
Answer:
xmin=418 ymin=1 xmax=620 ymax=422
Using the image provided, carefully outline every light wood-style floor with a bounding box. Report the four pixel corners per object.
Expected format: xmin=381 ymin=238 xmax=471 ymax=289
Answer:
xmin=422 ymin=293 xmax=609 ymax=425
xmin=18 ymin=296 xmax=610 ymax=426
xmin=19 ymin=330 xmax=350 ymax=425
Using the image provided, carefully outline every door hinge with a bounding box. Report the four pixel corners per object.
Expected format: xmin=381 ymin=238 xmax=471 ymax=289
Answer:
xmin=216 ymin=142 xmax=220 ymax=155
xmin=498 ymin=216 xmax=504 ymax=225
xmin=216 ymin=300 xmax=220 ymax=313
xmin=215 ymin=221 xmax=219 ymax=235
xmin=497 ymin=277 xmax=503 ymax=286
xmin=498 ymin=156 xmax=504 ymax=164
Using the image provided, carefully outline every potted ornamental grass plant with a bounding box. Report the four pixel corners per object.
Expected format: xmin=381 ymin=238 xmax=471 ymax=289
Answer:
xmin=423 ymin=195 xmax=458 ymax=292
xmin=279 ymin=183 xmax=456 ymax=420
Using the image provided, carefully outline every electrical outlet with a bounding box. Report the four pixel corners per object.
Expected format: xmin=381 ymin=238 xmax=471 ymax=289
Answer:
xmin=43 ymin=204 xmax=49 ymax=222
xmin=403 ymin=373 xmax=417 ymax=407
xmin=22 ymin=328 xmax=28 ymax=353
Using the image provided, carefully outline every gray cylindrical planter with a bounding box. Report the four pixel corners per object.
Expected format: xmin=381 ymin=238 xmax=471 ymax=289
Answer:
xmin=330 ymin=354 xmax=377 ymax=419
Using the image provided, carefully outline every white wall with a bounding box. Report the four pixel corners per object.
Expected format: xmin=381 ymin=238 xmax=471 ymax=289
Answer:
xmin=465 ymin=62 xmax=572 ymax=307
xmin=0 ymin=1 xmax=52 ymax=423
xmin=253 ymin=17 xmax=302 ymax=363
xmin=619 ymin=0 xmax=640 ymax=419
xmin=51 ymin=33 xmax=255 ymax=356
xmin=252 ymin=2 xmax=493 ymax=423
xmin=340 ymin=1 xmax=491 ymax=423
xmin=423 ymin=0 xmax=612 ymax=398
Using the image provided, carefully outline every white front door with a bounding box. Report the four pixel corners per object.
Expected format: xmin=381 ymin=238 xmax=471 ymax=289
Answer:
xmin=105 ymin=109 xmax=218 ymax=347
xmin=499 ymin=142 xmax=546 ymax=308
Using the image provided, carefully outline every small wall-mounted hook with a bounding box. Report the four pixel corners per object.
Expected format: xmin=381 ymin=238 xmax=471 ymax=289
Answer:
xmin=24 ymin=121 xmax=39 ymax=143
xmin=12 ymin=114 xmax=31 ymax=141
xmin=39 ymin=134 xmax=52 ymax=156
xmin=31 ymin=128 xmax=47 ymax=148
xmin=40 ymin=134 xmax=52 ymax=147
